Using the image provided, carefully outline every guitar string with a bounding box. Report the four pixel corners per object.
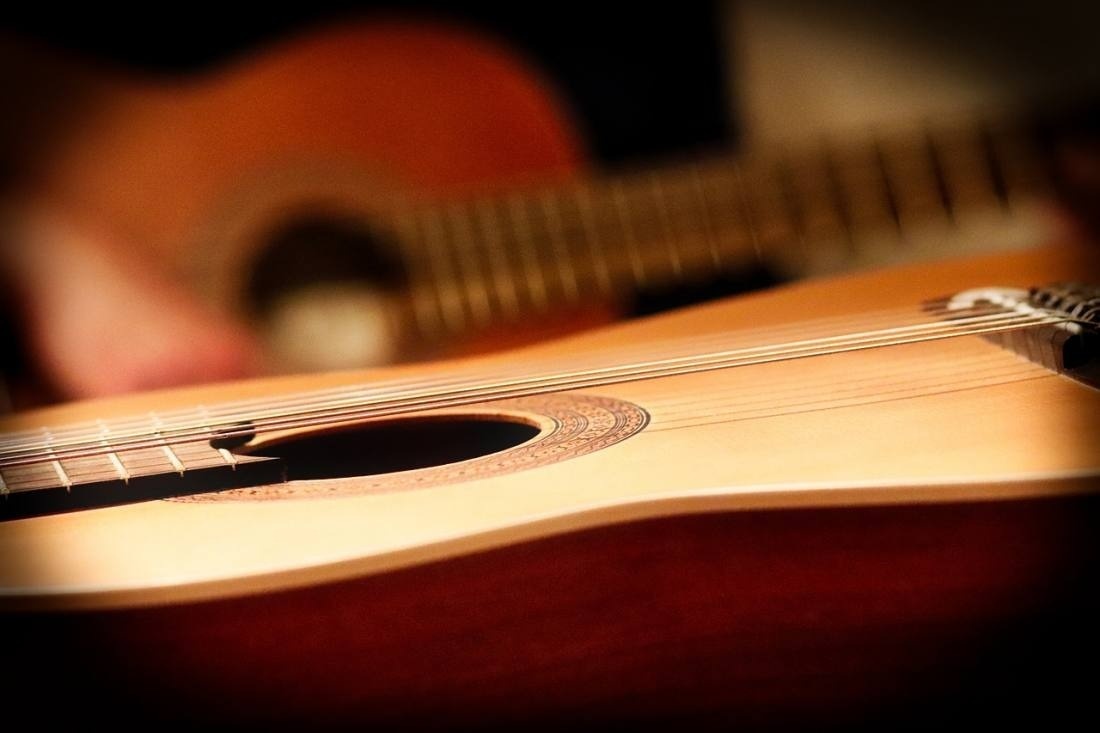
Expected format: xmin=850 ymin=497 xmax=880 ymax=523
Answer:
xmin=0 ymin=301 xmax=1005 ymax=446
xmin=60 ymin=354 xmax=1042 ymax=474
xmin=21 ymin=364 xmax=1044 ymax=488
xmin=0 ymin=308 xmax=1073 ymax=466
xmin=646 ymin=350 xmax=1035 ymax=413
xmin=0 ymin=301 xmax=974 ymax=454
xmin=4 ymin=355 xmax=1045 ymax=488
xmin=654 ymin=373 xmax=1055 ymax=433
xmin=0 ymin=306 xmax=1042 ymax=455
xmin=29 ymin=351 xmax=1030 ymax=474
xmin=0 ymin=309 xmax=1068 ymax=462
xmin=650 ymin=362 xmax=1047 ymax=429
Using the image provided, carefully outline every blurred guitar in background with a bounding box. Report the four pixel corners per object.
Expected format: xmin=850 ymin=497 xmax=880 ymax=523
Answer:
xmin=2 ymin=2 xmax=1098 ymax=407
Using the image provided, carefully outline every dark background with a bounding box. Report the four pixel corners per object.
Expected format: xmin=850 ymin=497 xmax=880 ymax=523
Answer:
xmin=0 ymin=2 xmax=736 ymax=167
xmin=6 ymin=1 xmax=1100 ymax=170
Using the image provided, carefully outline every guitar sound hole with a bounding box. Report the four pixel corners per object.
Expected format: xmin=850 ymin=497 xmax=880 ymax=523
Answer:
xmin=241 ymin=417 xmax=541 ymax=480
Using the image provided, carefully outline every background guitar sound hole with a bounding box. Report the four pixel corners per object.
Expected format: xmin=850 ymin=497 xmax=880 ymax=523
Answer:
xmin=246 ymin=214 xmax=407 ymax=316
xmin=242 ymin=417 xmax=541 ymax=480
xmin=244 ymin=214 xmax=410 ymax=369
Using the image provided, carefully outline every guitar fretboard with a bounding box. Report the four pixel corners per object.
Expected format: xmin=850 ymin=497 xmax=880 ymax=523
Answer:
xmin=379 ymin=116 xmax=1052 ymax=341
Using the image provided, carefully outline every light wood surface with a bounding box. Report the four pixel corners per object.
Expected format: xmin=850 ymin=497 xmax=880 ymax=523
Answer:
xmin=2 ymin=242 xmax=1097 ymax=610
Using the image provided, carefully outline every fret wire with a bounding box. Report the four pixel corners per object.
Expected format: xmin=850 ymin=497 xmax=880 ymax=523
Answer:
xmin=445 ymin=201 xmax=493 ymax=327
xmin=474 ymin=197 xmax=522 ymax=319
xmin=42 ymin=428 xmax=73 ymax=491
xmin=70 ymin=454 xmax=232 ymax=473
xmin=834 ymin=142 xmax=896 ymax=244
xmin=872 ymin=138 xmax=904 ymax=235
xmin=821 ymin=141 xmax=857 ymax=251
xmin=935 ymin=125 xmax=997 ymax=215
xmin=988 ymin=122 xmax=1050 ymax=205
xmin=392 ymin=208 xmax=444 ymax=337
xmin=506 ymin=193 xmax=550 ymax=311
xmin=879 ymin=134 xmax=947 ymax=230
xmin=198 ymin=407 xmax=238 ymax=470
xmin=5 ymin=455 xmax=238 ymax=490
xmin=923 ymin=129 xmax=956 ymax=223
xmin=419 ymin=207 xmax=467 ymax=333
xmin=778 ymin=155 xmax=803 ymax=239
xmin=647 ymin=172 xmax=684 ymax=279
xmin=792 ymin=146 xmax=848 ymax=243
xmin=773 ymin=154 xmax=808 ymax=269
xmin=49 ymin=454 xmax=230 ymax=474
xmin=572 ymin=183 xmax=614 ymax=297
xmin=63 ymin=457 xmax=130 ymax=484
xmin=732 ymin=162 xmax=766 ymax=265
xmin=610 ymin=179 xmax=648 ymax=287
xmin=657 ymin=169 xmax=714 ymax=276
xmin=97 ymin=419 xmax=131 ymax=483
xmin=149 ymin=412 xmax=185 ymax=476
xmin=755 ymin=158 xmax=798 ymax=246
xmin=977 ymin=120 xmax=1011 ymax=209
xmin=688 ymin=166 xmax=724 ymax=270
xmin=538 ymin=189 xmax=581 ymax=302
xmin=698 ymin=164 xmax=755 ymax=267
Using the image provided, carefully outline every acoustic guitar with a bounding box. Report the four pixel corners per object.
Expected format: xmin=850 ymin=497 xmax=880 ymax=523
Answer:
xmin=1 ymin=19 xmax=1071 ymax=375
xmin=2 ymin=242 xmax=1097 ymax=727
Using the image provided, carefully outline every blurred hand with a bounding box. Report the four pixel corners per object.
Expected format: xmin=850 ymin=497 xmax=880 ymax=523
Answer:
xmin=2 ymin=207 xmax=263 ymax=401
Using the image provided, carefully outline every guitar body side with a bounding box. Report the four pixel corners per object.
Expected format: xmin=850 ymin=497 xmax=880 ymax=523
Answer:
xmin=10 ymin=495 xmax=1100 ymax=728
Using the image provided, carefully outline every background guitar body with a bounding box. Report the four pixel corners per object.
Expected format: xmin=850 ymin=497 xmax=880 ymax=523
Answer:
xmin=10 ymin=19 xmax=584 ymax=243
xmin=3 ymin=243 xmax=1098 ymax=726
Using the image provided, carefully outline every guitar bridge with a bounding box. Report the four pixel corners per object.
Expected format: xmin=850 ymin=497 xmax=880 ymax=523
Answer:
xmin=946 ymin=284 xmax=1100 ymax=388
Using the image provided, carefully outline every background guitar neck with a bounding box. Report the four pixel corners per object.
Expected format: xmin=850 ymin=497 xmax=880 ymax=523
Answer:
xmin=341 ymin=112 xmax=1058 ymax=348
